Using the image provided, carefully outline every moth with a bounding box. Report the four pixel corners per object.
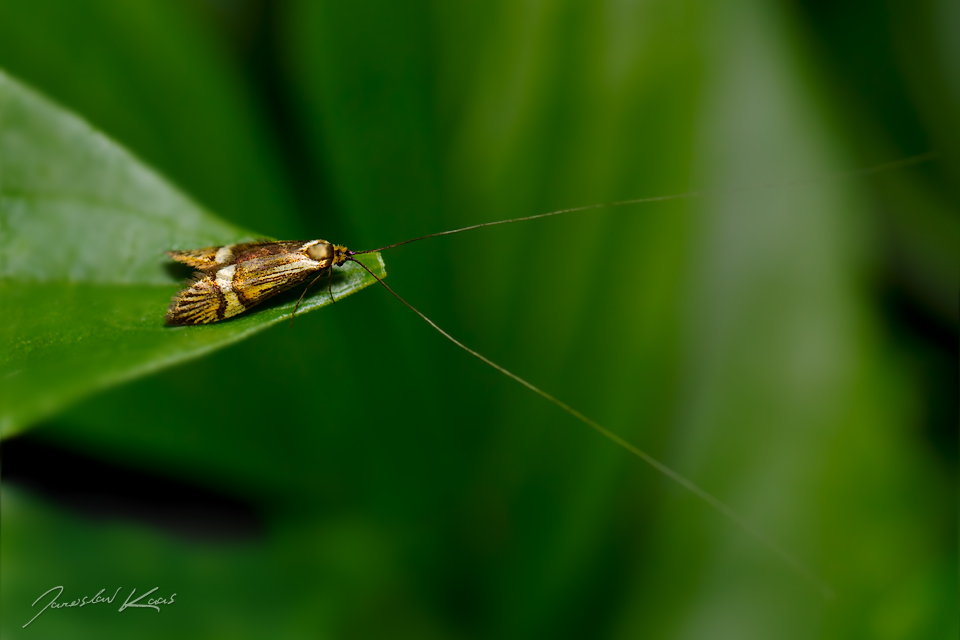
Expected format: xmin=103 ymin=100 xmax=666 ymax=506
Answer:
xmin=165 ymin=239 xmax=354 ymax=325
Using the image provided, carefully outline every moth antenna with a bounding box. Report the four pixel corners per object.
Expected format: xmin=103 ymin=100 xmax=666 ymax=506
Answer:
xmin=347 ymin=256 xmax=835 ymax=599
xmin=290 ymin=269 xmax=330 ymax=328
xmin=352 ymin=151 xmax=937 ymax=256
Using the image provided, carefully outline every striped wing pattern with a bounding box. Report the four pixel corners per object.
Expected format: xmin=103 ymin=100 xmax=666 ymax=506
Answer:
xmin=165 ymin=275 xmax=225 ymax=325
xmin=166 ymin=246 xmax=221 ymax=270
xmin=166 ymin=242 xmax=328 ymax=325
xmin=231 ymin=253 xmax=321 ymax=307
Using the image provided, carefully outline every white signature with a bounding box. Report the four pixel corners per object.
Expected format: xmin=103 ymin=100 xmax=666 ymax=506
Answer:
xmin=23 ymin=585 xmax=176 ymax=628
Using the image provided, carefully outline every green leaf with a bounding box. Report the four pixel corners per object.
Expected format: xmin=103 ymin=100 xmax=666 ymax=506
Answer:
xmin=0 ymin=71 xmax=385 ymax=437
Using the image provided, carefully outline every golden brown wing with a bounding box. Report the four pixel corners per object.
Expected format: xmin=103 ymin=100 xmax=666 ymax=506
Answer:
xmin=165 ymin=251 xmax=326 ymax=325
xmin=230 ymin=252 xmax=323 ymax=308
xmin=167 ymin=240 xmax=278 ymax=271
xmin=165 ymin=273 xmax=229 ymax=325
xmin=166 ymin=246 xmax=223 ymax=271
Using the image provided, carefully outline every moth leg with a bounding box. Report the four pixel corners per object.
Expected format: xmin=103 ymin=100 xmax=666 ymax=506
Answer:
xmin=327 ymin=266 xmax=336 ymax=303
xmin=289 ymin=268 xmax=330 ymax=327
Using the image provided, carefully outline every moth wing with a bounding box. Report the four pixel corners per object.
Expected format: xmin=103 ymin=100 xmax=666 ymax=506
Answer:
xmin=231 ymin=252 xmax=324 ymax=308
xmin=168 ymin=240 xmax=285 ymax=271
xmin=166 ymin=248 xmax=325 ymax=325
xmin=166 ymin=247 xmax=222 ymax=270
xmin=165 ymin=273 xmax=227 ymax=325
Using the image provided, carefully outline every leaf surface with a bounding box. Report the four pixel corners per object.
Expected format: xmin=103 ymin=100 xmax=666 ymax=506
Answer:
xmin=0 ymin=72 xmax=384 ymax=437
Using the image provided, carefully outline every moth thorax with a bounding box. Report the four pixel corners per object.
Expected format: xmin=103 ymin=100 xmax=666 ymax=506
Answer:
xmin=307 ymin=241 xmax=334 ymax=263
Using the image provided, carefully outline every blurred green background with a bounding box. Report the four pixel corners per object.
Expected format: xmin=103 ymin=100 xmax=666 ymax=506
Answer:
xmin=1 ymin=0 xmax=956 ymax=638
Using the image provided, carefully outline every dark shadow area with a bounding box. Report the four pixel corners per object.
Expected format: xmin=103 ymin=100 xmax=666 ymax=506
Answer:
xmin=877 ymin=268 xmax=958 ymax=470
xmin=2 ymin=436 xmax=264 ymax=544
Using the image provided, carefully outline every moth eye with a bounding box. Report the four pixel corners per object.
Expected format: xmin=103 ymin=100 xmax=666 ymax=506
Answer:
xmin=307 ymin=242 xmax=334 ymax=262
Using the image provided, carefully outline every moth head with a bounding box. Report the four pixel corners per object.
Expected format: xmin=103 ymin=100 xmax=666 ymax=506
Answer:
xmin=332 ymin=244 xmax=349 ymax=266
xmin=306 ymin=241 xmax=335 ymax=265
